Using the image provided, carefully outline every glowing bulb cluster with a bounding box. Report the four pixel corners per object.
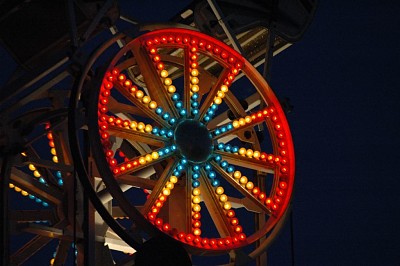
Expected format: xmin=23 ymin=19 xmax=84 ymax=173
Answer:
xmin=45 ymin=131 xmax=59 ymax=164
xmin=109 ymin=148 xmax=171 ymax=176
xmin=45 ymin=123 xmax=64 ymax=186
xmin=192 ymin=187 xmax=202 ymax=236
xmin=9 ymin=182 xmax=48 ymax=207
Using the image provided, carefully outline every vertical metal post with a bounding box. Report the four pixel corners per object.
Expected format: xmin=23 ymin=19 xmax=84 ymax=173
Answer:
xmin=207 ymin=0 xmax=244 ymax=54
xmin=0 ymin=156 xmax=13 ymax=266
xmin=263 ymin=28 xmax=275 ymax=83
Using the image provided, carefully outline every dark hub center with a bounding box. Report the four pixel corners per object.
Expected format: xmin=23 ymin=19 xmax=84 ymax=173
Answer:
xmin=174 ymin=120 xmax=212 ymax=163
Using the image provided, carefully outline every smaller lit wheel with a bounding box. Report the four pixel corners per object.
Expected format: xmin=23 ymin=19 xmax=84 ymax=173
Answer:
xmin=89 ymin=28 xmax=294 ymax=256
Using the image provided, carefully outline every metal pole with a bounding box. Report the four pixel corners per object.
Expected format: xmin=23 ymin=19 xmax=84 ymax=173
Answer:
xmin=207 ymin=0 xmax=244 ymax=54
xmin=0 ymin=156 xmax=13 ymax=266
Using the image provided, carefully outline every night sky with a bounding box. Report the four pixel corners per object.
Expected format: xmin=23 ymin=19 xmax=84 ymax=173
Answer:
xmin=1 ymin=1 xmax=400 ymax=265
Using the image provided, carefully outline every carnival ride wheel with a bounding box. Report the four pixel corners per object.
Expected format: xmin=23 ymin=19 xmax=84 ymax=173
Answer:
xmin=4 ymin=109 xmax=79 ymax=265
xmin=72 ymin=27 xmax=294 ymax=263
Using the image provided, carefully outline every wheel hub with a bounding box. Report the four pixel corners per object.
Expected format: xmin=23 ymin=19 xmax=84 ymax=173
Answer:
xmin=174 ymin=119 xmax=212 ymax=163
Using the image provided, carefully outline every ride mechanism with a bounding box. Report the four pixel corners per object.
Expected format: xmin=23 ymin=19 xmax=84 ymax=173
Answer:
xmin=0 ymin=0 xmax=316 ymax=265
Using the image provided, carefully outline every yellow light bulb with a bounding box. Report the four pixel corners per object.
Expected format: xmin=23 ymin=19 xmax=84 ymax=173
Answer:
xmin=239 ymin=176 xmax=248 ymax=184
xmin=193 ymin=228 xmax=202 ymax=236
xmin=223 ymin=202 xmax=231 ymax=210
xmin=219 ymin=194 xmax=228 ymax=202
xmin=50 ymin=148 xmax=57 ymax=155
xmin=167 ymin=85 xmax=176 ymax=93
xmin=233 ymin=171 xmax=241 ymax=179
xmin=149 ymin=101 xmax=157 ymax=109
xmin=192 ymin=204 xmax=201 ymax=212
xmin=192 ymin=188 xmax=201 ymax=196
xmin=160 ymin=70 xmax=169 ymax=78
xmin=139 ymin=157 xmax=146 ymax=165
xmin=14 ymin=186 xmax=21 ymax=192
xmin=192 ymin=195 xmax=201 ymax=204
xmin=33 ymin=170 xmax=41 ymax=178
xmin=217 ymin=91 xmax=225 ymax=98
xmin=166 ymin=182 xmax=174 ymax=190
xmin=220 ymin=84 xmax=228 ymax=92
xmin=238 ymin=148 xmax=246 ymax=156
xmin=246 ymin=181 xmax=254 ymax=190
xmin=130 ymin=121 xmax=137 ymax=129
xmin=232 ymin=120 xmax=240 ymax=128
xmin=246 ymin=149 xmax=254 ymax=158
xmin=151 ymin=151 xmax=159 ymax=160
xmin=137 ymin=122 xmax=145 ymax=131
xmin=170 ymin=175 xmax=178 ymax=184
xmin=214 ymin=97 xmax=222 ymax=105
xmin=191 ymin=77 xmax=199 ymax=85
xmin=164 ymin=78 xmax=172 ymax=86
xmin=28 ymin=164 xmax=36 ymax=171
xmin=52 ymin=156 xmax=58 ymax=163
xmin=145 ymin=154 xmax=152 ymax=162
xmin=162 ymin=188 xmax=171 ymax=196
xmin=215 ymin=186 xmax=224 ymax=195
xmin=244 ymin=116 xmax=252 ymax=123
xmin=9 ymin=183 xmax=14 ymax=189
xmin=142 ymin=96 xmax=151 ymax=104
xmin=239 ymin=118 xmax=246 ymax=126
xmin=191 ymin=84 xmax=199 ymax=92
xmin=253 ymin=151 xmax=260 ymax=159
xmin=191 ymin=69 xmax=199 ymax=76
xmin=145 ymin=124 xmax=153 ymax=133
xmin=135 ymin=90 xmax=144 ymax=99
xmin=21 ymin=190 xmax=29 ymax=196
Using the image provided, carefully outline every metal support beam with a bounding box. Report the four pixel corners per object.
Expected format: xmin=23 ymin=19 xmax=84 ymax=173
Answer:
xmin=0 ymin=156 xmax=13 ymax=266
xmin=263 ymin=29 xmax=276 ymax=83
xmin=207 ymin=0 xmax=245 ymax=55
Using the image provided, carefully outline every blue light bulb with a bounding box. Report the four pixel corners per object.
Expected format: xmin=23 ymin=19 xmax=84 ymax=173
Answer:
xmin=214 ymin=155 xmax=222 ymax=161
xmin=180 ymin=109 xmax=187 ymax=116
xmin=208 ymin=171 xmax=216 ymax=179
xmin=155 ymin=107 xmax=163 ymax=115
xmin=227 ymin=165 xmax=235 ymax=173
xmin=211 ymin=179 xmax=220 ymax=187
xmin=192 ymin=180 xmax=200 ymax=188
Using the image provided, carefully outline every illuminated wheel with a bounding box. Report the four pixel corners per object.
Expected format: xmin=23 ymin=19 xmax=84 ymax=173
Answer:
xmin=84 ymin=28 xmax=294 ymax=260
xmin=5 ymin=110 xmax=78 ymax=265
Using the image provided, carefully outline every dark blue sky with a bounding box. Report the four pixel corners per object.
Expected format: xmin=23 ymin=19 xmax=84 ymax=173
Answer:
xmin=266 ymin=1 xmax=400 ymax=265
xmin=2 ymin=1 xmax=400 ymax=265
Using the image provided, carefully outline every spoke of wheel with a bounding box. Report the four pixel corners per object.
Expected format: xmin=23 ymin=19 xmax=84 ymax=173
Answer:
xmin=53 ymin=240 xmax=71 ymax=266
xmin=107 ymin=125 xmax=167 ymax=147
xmin=116 ymin=175 xmax=157 ymax=190
xmin=210 ymin=161 xmax=272 ymax=215
xmin=168 ymin=167 xmax=192 ymax=232
xmin=199 ymin=171 xmax=234 ymax=237
xmin=10 ymin=169 xmax=62 ymax=205
xmin=140 ymin=159 xmax=178 ymax=216
xmin=108 ymin=96 xmax=146 ymax=118
xmin=160 ymin=53 xmax=217 ymax=98
xmin=211 ymin=119 xmax=263 ymax=141
xmin=23 ymin=157 xmax=73 ymax=172
xmin=183 ymin=47 xmax=192 ymax=114
xmin=214 ymin=150 xmax=275 ymax=174
xmin=10 ymin=235 xmax=52 ymax=265
xmin=113 ymin=82 xmax=169 ymax=128
xmin=198 ymin=68 xmax=230 ymax=120
xmin=10 ymin=210 xmax=56 ymax=223
xmin=130 ymin=44 xmax=178 ymax=117
xmin=114 ymin=147 xmax=175 ymax=177
xmin=228 ymin=196 xmax=265 ymax=213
